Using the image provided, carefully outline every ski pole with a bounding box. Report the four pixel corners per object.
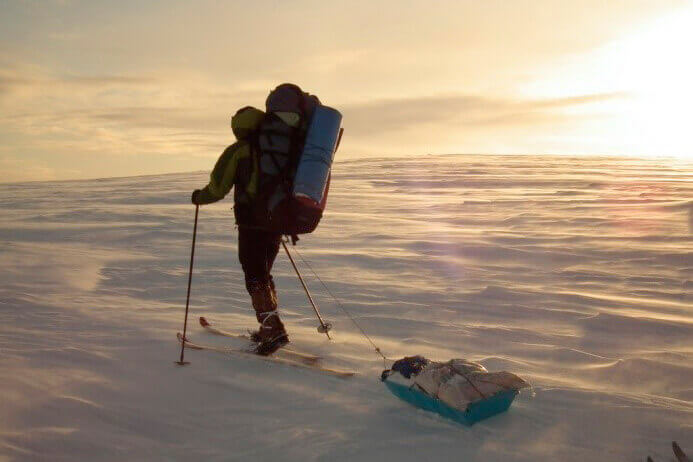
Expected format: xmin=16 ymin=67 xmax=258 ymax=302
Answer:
xmin=176 ymin=204 xmax=199 ymax=365
xmin=282 ymin=240 xmax=332 ymax=339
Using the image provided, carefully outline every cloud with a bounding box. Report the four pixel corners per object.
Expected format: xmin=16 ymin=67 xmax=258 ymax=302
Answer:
xmin=0 ymin=59 xmax=627 ymax=166
xmin=341 ymin=92 xmax=626 ymax=136
xmin=0 ymin=70 xmax=157 ymax=98
xmin=0 ymin=156 xmax=80 ymax=182
xmin=0 ymin=60 xmax=271 ymax=165
xmin=0 ymin=52 xmax=632 ymax=182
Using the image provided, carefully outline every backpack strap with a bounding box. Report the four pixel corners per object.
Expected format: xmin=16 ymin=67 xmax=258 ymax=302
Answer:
xmin=257 ymin=113 xmax=297 ymax=193
xmin=252 ymin=114 xmax=301 ymax=242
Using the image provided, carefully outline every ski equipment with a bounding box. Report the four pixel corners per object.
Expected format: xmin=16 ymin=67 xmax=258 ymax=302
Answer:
xmin=176 ymin=204 xmax=199 ymax=366
xmin=177 ymin=333 xmax=355 ymax=378
xmin=199 ymin=316 xmax=320 ymax=364
xmin=673 ymin=441 xmax=690 ymax=462
xmin=648 ymin=441 xmax=690 ymax=462
xmin=281 ymin=240 xmax=332 ymax=338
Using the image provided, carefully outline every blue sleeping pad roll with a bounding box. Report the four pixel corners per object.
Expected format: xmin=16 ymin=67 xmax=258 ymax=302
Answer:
xmin=293 ymin=105 xmax=343 ymax=205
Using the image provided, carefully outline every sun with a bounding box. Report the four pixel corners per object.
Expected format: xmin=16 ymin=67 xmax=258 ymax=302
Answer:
xmin=521 ymin=5 xmax=693 ymax=161
xmin=606 ymin=5 xmax=693 ymax=161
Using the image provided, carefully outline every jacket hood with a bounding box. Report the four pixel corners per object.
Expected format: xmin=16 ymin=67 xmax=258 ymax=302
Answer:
xmin=231 ymin=106 xmax=265 ymax=140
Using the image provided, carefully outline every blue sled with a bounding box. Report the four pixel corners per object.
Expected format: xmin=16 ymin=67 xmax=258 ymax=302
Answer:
xmin=384 ymin=379 xmax=518 ymax=426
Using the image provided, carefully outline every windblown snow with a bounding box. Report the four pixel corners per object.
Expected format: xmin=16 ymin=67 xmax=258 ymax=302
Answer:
xmin=0 ymin=154 xmax=691 ymax=461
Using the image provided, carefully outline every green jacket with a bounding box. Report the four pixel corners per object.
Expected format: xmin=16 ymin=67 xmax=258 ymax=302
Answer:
xmin=195 ymin=107 xmax=265 ymax=223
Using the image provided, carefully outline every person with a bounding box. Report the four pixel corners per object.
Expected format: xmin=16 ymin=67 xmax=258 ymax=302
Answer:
xmin=190 ymin=105 xmax=288 ymax=356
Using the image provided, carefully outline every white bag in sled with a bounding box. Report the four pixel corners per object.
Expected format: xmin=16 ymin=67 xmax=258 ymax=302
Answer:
xmin=382 ymin=356 xmax=530 ymax=425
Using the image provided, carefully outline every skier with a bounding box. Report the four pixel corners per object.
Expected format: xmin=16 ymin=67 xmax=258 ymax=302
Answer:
xmin=190 ymin=104 xmax=288 ymax=356
xmin=190 ymin=83 xmax=341 ymax=356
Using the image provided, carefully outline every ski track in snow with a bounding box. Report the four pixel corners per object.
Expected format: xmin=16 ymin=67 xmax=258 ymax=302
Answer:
xmin=0 ymin=154 xmax=691 ymax=461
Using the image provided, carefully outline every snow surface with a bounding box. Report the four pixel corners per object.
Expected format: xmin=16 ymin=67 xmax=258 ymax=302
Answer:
xmin=0 ymin=154 xmax=691 ymax=461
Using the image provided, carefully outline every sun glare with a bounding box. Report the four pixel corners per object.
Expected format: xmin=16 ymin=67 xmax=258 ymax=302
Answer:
xmin=523 ymin=5 xmax=693 ymax=161
xmin=610 ymin=5 xmax=693 ymax=160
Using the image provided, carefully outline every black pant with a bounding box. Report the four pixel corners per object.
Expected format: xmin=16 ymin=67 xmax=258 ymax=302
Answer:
xmin=238 ymin=227 xmax=282 ymax=293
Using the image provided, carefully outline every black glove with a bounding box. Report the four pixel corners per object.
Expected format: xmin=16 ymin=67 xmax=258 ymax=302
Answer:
xmin=191 ymin=189 xmax=202 ymax=205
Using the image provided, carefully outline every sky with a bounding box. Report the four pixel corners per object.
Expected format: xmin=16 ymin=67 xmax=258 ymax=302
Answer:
xmin=1 ymin=0 xmax=692 ymax=182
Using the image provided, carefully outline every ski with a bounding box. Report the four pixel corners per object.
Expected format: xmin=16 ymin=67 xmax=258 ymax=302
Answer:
xmin=198 ymin=317 xmax=321 ymax=365
xmin=177 ymin=333 xmax=356 ymax=379
xmin=648 ymin=442 xmax=689 ymax=462
xmin=674 ymin=441 xmax=690 ymax=462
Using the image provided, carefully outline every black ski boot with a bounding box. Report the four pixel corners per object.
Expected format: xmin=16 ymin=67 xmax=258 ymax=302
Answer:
xmin=249 ymin=279 xmax=278 ymax=342
xmin=248 ymin=281 xmax=288 ymax=355
xmin=253 ymin=314 xmax=289 ymax=356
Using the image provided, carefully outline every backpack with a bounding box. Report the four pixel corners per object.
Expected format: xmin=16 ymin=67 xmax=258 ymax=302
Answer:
xmin=251 ymin=83 xmax=342 ymax=241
